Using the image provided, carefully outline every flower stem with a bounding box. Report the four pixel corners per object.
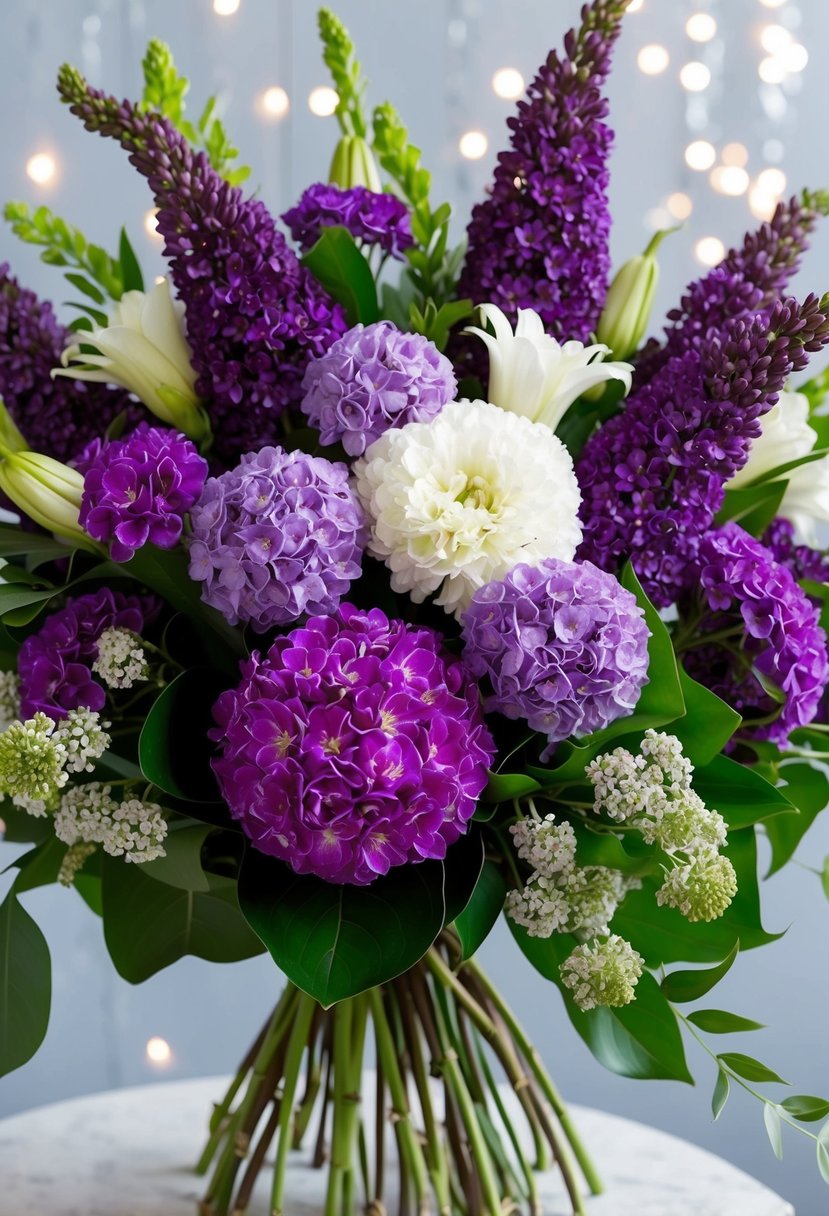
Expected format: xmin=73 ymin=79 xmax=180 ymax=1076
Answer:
xmin=271 ymin=993 xmax=316 ymax=1216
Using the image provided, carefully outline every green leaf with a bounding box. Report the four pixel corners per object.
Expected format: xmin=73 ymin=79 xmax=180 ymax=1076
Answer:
xmin=817 ymin=1122 xmax=829 ymax=1185
xmin=617 ymin=563 xmax=685 ymax=731
xmin=10 ymin=836 xmax=67 ymax=893
xmin=139 ymin=823 xmax=214 ymax=892
xmin=302 ymin=227 xmax=379 ymax=326
xmin=686 ymin=1009 xmax=765 ymax=1034
xmin=822 ymin=856 xmax=829 ymax=903
xmin=692 ymin=754 xmax=795 ymax=829
xmin=0 ymin=526 xmax=72 ymax=561
xmin=661 ymin=941 xmax=739 ymax=1003
xmin=238 ymin=846 xmax=448 ymax=1007
xmin=64 ymin=272 xmax=105 ymax=304
xmin=483 ymin=771 xmax=541 ymax=803
xmin=764 ymin=1103 xmax=784 ymax=1160
xmin=781 ymin=1095 xmax=829 ymax=1123
xmin=0 ymin=888 xmax=51 ymax=1077
xmin=573 ymin=827 xmax=656 ymax=877
xmin=766 ymin=764 xmax=829 ymax=876
xmin=718 ymin=1053 xmax=787 ymax=1084
xmin=672 ymin=669 xmax=742 ymax=765
xmin=101 ymin=855 xmax=263 ymax=982
xmin=118 ymin=227 xmax=144 ymax=293
xmin=0 ymin=803 xmax=53 ymax=845
xmin=443 ymin=830 xmax=485 ymax=925
xmin=716 ymin=480 xmax=787 ymax=536
xmin=454 ymin=861 xmax=507 ymax=960
xmin=138 ymin=670 xmax=225 ymax=803
xmin=712 ymin=1068 xmax=730 ymax=1120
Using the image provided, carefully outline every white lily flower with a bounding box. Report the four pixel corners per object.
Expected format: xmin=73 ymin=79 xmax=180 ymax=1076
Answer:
xmin=466 ymin=304 xmax=633 ymax=434
xmin=727 ymin=389 xmax=829 ymax=547
xmin=0 ymin=451 xmax=96 ymax=550
xmin=54 ymin=279 xmax=209 ymax=443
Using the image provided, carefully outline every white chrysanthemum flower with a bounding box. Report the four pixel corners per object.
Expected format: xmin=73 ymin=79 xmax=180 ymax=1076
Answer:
xmin=560 ymin=934 xmax=644 ymax=1011
xmin=465 ymin=304 xmax=633 ymax=434
xmin=353 ymin=399 xmax=582 ymax=617
xmin=93 ymin=627 xmax=150 ymax=690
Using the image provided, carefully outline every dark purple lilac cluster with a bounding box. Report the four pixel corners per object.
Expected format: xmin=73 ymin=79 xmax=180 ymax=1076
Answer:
xmin=282 ymin=184 xmax=413 ymax=260
xmin=79 ymin=424 xmax=208 ymax=562
xmin=0 ymin=264 xmax=135 ymax=463
xmin=210 ymin=604 xmax=495 ymax=885
xmin=462 ymin=559 xmax=650 ymax=759
xmin=18 ymin=588 xmax=158 ymax=719
xmin=764 ymin=517 xmax=829 ymax=586
xmin=57 ymin=69 xmax=347 ymax=466
xmin=300 ymin=321 xmax=456 ymax=456
xmin=680 ymin=523 xmax=829 ymax=745
xmin=457 ymin=0 xmax=626 ymax=354
xmin=576 ymin=294 xmax=829 ymax=606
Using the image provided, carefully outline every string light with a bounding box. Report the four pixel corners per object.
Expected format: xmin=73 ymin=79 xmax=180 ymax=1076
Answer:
xmin=144 ymin=208 xmax=163 ymax=242
xmin=695 ymin=236 xmax=725 ymax=266
xmin=758 ymin=57 xmax=787 ymax=85
xmin=259 ymin=86 xmax=290 ymax=119
xmin=153 ymin=275 xmax=166 ymax=286
xmin=757 ymin=167 xmax=786 ymax=196
xmin=758 ymin=0 xmax=786 ymax=6
xmin=680 ymin=62 xmax=711 ymax=91
xmin=26 ymin=152 xmax=57 ymax=185
xmin=637 ymin=44 xmax=669 ymax=75
xmin=145 ymin=1037 xmax=173 ymax=1067
xmin=626 ymin=0 xmax=644 ymax=10
xmin=759 ymin=24 xmax=792 ymax=55
xmin=685 ymin=13 xmax=717 ymax=43
xmin=710 ymin=165 xmax=750 ymax=196
xmin=685 ymin=139 xmax=716 ymax=170
xmin=721 ymin=142 xmax=749 ymax=167
xmin=213 ymin=0 xmax=240 ymax=14
xmin=459 ymin=130 xmax=488 ymax=160
xmin=667 ymin=192 xmax=693 ymax=220
xmin=491 ymin=68 xmax=525 ymax=100
xmin=308 ymin=87 xmax=338 ymax=117
xmin=749 ymin=185 xmax=778 ymax=221
xmin=780 ymin=43 xmax=808 ymax=73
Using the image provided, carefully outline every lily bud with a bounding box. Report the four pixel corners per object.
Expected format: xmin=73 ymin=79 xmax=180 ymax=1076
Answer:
xmin=54 ymin=278 xmax=211 ymax=445
xmin=0 ymin=451 xmax=95 ymax=549
xmin=328 ymin=134 xmax=381 ymax=193
xmin=0 ymin=397 xmax=29 ymax=455
xmin=596 ymin=228 xmax=677 ymax=361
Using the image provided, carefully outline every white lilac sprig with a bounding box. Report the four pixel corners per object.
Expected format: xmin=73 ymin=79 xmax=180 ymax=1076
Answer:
xmin=54 ymin=782 xmax=168 ymax=867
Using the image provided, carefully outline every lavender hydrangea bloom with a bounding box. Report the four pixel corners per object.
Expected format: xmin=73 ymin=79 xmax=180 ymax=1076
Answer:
xmin=79 ymin=423 xmax=208 ymax=562
xmin=680 ymin=523 xmax=829 ymax=745
xmin=577 ymin=293 xmax=829 ymax=606
xmin=210 ymin=604 xmax=495 ymax=885
xmin=0 ymin=264 xmax=137 ymax=462
xmin=301 ymin=322 xmax=457 ymax=456
xmin=57 ymin=69 xmax=346 ymax=466
xmin=457 ymin=0 xmax=626 ymax=357
xmin=18 ymin=588 xmax=158 ymax=719
xmin=462 ymin=559 xmax=650 ymax=759
xmin=282 ymin=184 xmax=414 ymax=259
xmin=188 ymin=446 xmax=366 ymax=632
xmin=764 ymin=517 xmax=829 ymax=585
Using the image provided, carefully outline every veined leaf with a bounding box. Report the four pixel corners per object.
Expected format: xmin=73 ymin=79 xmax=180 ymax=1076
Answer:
xmin=661 ymin=941 xmax=739 ymax=1003
xmin=712 ymin=1068 xmax=730 ymax=1120
xmin=718 ymin=1053 xmax=787 ymax=1084
xmin=686 ymin=1009 xmax=764 ymax=1034
xmin=0 ymin=888 xmax=51 ymax=1077
xmin=454 ymin=861 xmax=507 ymax=960
xmin=302 ymin=227 xmax=379 ymax=327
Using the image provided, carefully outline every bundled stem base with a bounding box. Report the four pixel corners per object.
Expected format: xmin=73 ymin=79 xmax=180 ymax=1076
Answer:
xmin=196 ymin=937 xmax=600 ymax=1216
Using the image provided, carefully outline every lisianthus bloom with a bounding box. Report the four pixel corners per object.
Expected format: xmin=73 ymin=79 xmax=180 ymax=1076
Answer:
xmin=210 ymin=604 xmax=495 ymax=886
xmin=354 ymin=398 xmax=582 ymax=618
xmin=283 ymin=183 xmax=413 ymax=260
xmin=726 ymin=389 xmax=829 ymax=547
xmin=54 ymin=279 xmax=209 ymax=443
xmin=465 ymin=305 xmax=632 ymax=433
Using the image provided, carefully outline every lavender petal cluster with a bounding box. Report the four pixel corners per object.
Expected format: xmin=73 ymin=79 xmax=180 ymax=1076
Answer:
xmin=462 ymin=559 xmax=650 ymax=759
xmin=282 ymin=184 xmax=414 ymax=260
xmin=763 ymin=517 xmax=829 ymax=586
xmin=210 ymin=604 xmax=495 ymax=886
xmin=577 ymin=293 xmax=829 ymax=606
xmin=301 ymin=322 xmax=456 ymax=456
xmin=0 ymin=264 xmax=137 ymax=462
xmin=58 ymin=69 xmax=347 ymax=467
xmin=79 ymin=423 xmax=208 ymax=562
xmin=188 ymin=446 xmax=366 ymax=633
xmin=680 ymin=523 xmax=829 ymax=745
xmin=18 ymin=588 xmax=159 ymax=719
xmin=457 ymin=0 xmax=626 ymax=365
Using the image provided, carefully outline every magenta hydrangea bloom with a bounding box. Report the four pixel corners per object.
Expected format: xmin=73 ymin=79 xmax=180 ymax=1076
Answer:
xmin=462 ymin=559 xmax=650 ymax=759
xmin=79 ymin=423 xmax=208 ymax=562
xmin=210 ymin=604 xmax=495 ymax=885
xmin=282 ymin=184 xmax=414 ymax=259
xmin=18 ymin=588 xmax=158 ymax=719
xmin=188 ymin=447 xmax=366 ymax=633
xmin=680 ymin=523 xmax=829 ymax=745
xmin=301 ymin=322 xmax=457 ymax=456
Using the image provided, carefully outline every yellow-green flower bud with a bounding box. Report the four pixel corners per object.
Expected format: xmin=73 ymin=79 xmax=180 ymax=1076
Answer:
xmin=328 ymin=134 xmax=381 ymax=193
xmin=0 ymin=451 xmax=95 ymax=550
xmin=596 ymin=227 xmax=678 ymax=361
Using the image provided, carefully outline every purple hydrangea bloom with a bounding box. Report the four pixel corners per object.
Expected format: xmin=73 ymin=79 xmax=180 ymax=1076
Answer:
xmin=18 ymin=588 xmax=158 ymax=719
xmin=764 ymin=517 xmax=829 ymax=586
xmin=577 ymin=294 xmax=829 ymax=606
xmin=300 ymin=322 xmax=457 ymax=456
xmin=79 ymin=423 xmax=208 ymax=562
xmin=456 ymin=0 xmax=625 ymax=367
xmin=210 ymin=604 xmax=495 ymax=885
xmin=680 ymin=523 xmax=829 ymax=745
xmin=0 ymin=264 xmax=137 ymax=462
xmin=282 ymin=184 xmax=414 ymax=260
xmin=462 ymin=559 xmax=650 ymax=759
xmin=188 ymin=446 xmax=366 ymax=633
xmin=58 ymin=70 xmax=347 ymax=466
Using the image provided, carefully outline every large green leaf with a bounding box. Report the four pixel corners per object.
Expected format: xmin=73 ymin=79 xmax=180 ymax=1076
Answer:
xmin=672 ymin=669 xmax=742 ymax=765
xmin=443 ymin=829 xmax=485 ymax=924
xmin=139 ymin=823 xmax=215 ymax=892
xmin=715 ymin=480 xmax=787 ymax=536
xmin=8 ymin=836 xmax=67 ymax=893
xmin=101 ymin=855 xmax=263 ymax=982
xmin=661 ymin=941 xmax=739 ymax=1003
xmin=618 ymin=563 xmax=685 ymax=729
xmin=0 ymin=888 xmax=51 ymax=1076
xmin=0 ymin=526 xmax=72 ymax=562
xmin=454 ymin=860 xmax=507 ymax=960
xmin=302 ymin=226 xmax=379 ymax=326
xmin=483 ymin=771 xmax=542 ymax=803
xmin=692 ymin=754 xmax=795 ymax=829
xmin=138 ymin=669 xmax=226 ymax=803
xmin=765 ymin=763 xmax=829 ymax=875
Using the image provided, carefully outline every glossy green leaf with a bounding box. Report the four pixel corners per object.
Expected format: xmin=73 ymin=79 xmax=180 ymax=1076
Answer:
xmin=139 ymin=823 xmax=214 ymax=892
xmin=0 ymin=888 xmax=51 ymax=1077
xmin=0 ymin=526 xmax=71 ymax=561
xmin=483 ymin=771 xmax=541 ymax=803
xmin=0 ymin=803 xmax=53 ymax=845
xmin=712 ymin=1068 xmax=730 ymax=1120
xmin=766 ymin=764 xmax=829 ymax=876
xmin=781 ymin=1095 xmax=829 ymax=1123
xmin=764 ymin=1104 xmax=784 ymax=1160
xmin=573 ymin=827 xmax=656 ymax=877
xmin=716 ymin=480 xmax=787 ymax=536
xmin=661 ymin=941 xmax=739 ymax=1003
xmin=10 ymin=837 xmax=67 ymax=893
xmin=443 ymin=830 xmax=485 ymax=925
xmin=692 ymin=754 xmax=794 ymax=830
xmin=138 ymin=670 xmax=225 ymax=803
xmin=686 ymin=1009 xmax=764 ymax=1034
xmin=454 ymin=861 xmax=507 ymax=960
xmin=672 ymin=669 xmax=742 ymax=765
xmin=718 ymin=1053 xmax=787 ymax=1084
xmin=302 ymin=226 xmax=379 ymax=326
xmin=118 ymin=226 xmax=144 ymax=292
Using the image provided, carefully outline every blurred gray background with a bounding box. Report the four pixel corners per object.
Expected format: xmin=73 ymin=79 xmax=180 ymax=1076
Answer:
xmin=1 ymin=0 xmax=829 ymax=1212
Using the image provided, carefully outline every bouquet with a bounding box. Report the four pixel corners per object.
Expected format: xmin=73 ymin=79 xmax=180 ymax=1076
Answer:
xmin=3 ymin=2 xmax=829 ymax=1212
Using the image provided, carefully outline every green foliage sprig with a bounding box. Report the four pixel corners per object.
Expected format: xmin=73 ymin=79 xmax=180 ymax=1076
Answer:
xmin=318 ymin=8 xmax=368 ymax=139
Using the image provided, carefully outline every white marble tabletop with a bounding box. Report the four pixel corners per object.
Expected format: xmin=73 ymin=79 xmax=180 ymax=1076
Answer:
xmin=0 ymin=1076 xmax=794 ymax=1216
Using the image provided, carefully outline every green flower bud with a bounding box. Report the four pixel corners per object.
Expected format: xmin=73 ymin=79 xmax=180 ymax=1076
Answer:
xmin=0 ymin=712 xmax=68 ymax=804
xmin=0 ymin=451 xmax=96 ymax=550
xmin=596 ymin=227 xmax=678 ymax=361
xmin=560 ymin=934 xmax=644 ymax=1011
xmin=656 ymin=850 xmax=738 ymax=922
xmin=328 ymin=134 xmax=381 ymax=193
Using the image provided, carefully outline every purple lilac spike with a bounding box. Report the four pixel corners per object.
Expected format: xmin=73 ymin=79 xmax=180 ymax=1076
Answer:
xmin=457 ymin=0 xmax=627 ymax=364
xmin=764 ymin=518 xmax=829 ymax=586
xmin=0 ymin=264 xmax=137 ymax=462
xmin=576 ymin=293 xmax=829 ymax=606
xmin=57 ymin=67 xmax=347 ymax=467
xmin=282 ymin=184 xmax=414 ymax=260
